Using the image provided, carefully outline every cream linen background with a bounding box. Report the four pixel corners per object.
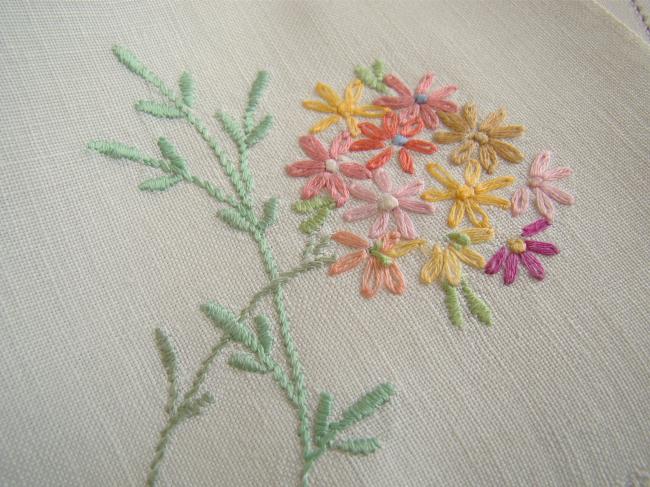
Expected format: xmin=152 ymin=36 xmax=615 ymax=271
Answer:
xmin=1 ymin=1 xmax=649 ymax=486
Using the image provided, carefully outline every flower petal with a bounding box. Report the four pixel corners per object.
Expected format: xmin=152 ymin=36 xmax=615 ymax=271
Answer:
xmin=464 ymin=158 xmax=481 ymax=186
xmin=343 ymin=203 xmax=377 ymax=222
xmin=474 ymin=193 xmax=511 ymax=208
xmin=331 ymin=231 xmax=369 ymax=249
xmin=450 ymin=139 xmax=478 ymax=165
xmin=329 ymin=131 xmax=352 ymax=158
xmin=503 ymin=252 xmax=520 ymax=285
xmin=372 ymin=94 xmax=413 ymax=109
xmin=329 ymin=250 xmax=366 ymax=275
xmin=369 ymin=211 xmax=390 ymax=238
xmin=399 ymin=117 xmax=424 ymax=138
xmin=327 ymin=174 xmax=350 ymax=207
xmin=286 ymin=160 xmax=325 ymax=177
xmin=358 ymin=121 xmax=389 ymax=141
xmin=443 ymin=248 xmax=462 ymax=286
xmin=478 ymin=107 xmax=507 ymax=132
xmin=366 ymin=147 xmax=394 ymax=170
xmin=489 ymin=140 xmax=524 ymax=163
xmin=381 ymin=231 xmax=401 ymax=251
xmin=541 ymin=184 xmax=575 ymax=205
xmin=299 ymin=134 xmax=329 ymax=161
xmin=479 ymin=144 xmax=498 ymax=174
xmin=521 ymin=218 xmax=551 ymax=237
xmin=489 ymin=125 xmax=525 ymax=139
xmin=543 ymin=167 xmax=573 ymax=181
xmin=460 ymin=227 xmax=494 ymax=244
xmin=361 ymin=259 xmax=383 ymax=298
xmin=383 ymin=74 xmax=412 ymax=96
xmin=520 ymin=251 xmax=545 ymax=280
xmin=403 ymin=139 xmax=437 ymax=154
xmin=349 ymin=183 xmax=378 ymax=202
xmin=475 ymin=176 xmax=515 ymax=193
xmin=420 ymin=244 xmax=444 ymax=284
xmin=383 ymin=263 xmax=406 ymax=294
xmin=415 ymin=72 xmax=435 ymax=93
xmin=511 ymin=186 xmax=529 ymax=217
xmin=398 ymin=198 xmax=435 ymax=214
xmin=426 ymin=163 xmax=460 ymax=189
xmin=301 ymin=175 xmax=327 ymax=199
xmin=465 ymin=201 xmax=491 ymax=228
xmin=450 ymin=246 xmax=485 ymax=269
xmin=438 ymin=110 xmax=469 ymax=133
xmin=350 ymin=138 xmax=386 ymax=152
xmin=525 ymin=240 xmax=559 ymax=256
xmin=462 ymin=103 xmax=478 ymax=129
xmin=427 ymin=84 xmax=458 ymax=104
xmin=310 ymin=115 xmax=340 ymax=134
xmin=372 ymin=169 xmax=393 ymax=192
xmin=434 ymin=130 xmax=465 ymax=144
xmin=420 ymin=188 xmax=454 ymax=202
xmin=303 ymin=100 xmax=337 ymax=113
xmin=393 ymin=179 xmax=424 ymax=198
xmin=533 ymin=187 xmax=555 ymax=221
xmin=448 ymin=200 xmax=465 ymax=228
xmin=346 ymin=116 xmax=361 ymax=137
xmin=485 ymin=246 xmax=507 ymax=274
xmin=387 ymin=239 xmax=425 ymax=258
xmin=530 ymin=151 xmax=551 ymax=177
xmin=354 ymin=105 xmax=388 ymax=117
xmin=419 ymin=105 xmax=440 ymax=129
xmin=339 ymin=162 xmax=371 ymax=179
xmin=384 ymin=112 xmax=400 ymax=137
xmin=398 ymin=148 xmax=415 ymax=174
xmin=315 ymin=82 xmax=342 ymax=105
xmin=344 ymin=80 xmax=364 ymax=104
xmin=392 ymin=207 xmax=416 ymax=239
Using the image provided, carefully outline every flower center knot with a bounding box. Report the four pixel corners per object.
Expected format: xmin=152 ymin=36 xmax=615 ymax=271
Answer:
xmin=378 ymin=193 xmax=399 ymax=211
xmin=472 ymin=131 xmax=489 ymax=144
xmin=528 ymin=176 xmax=543 ymax=188
xmin=391 ymin=134 xmax=409 ymax=146
xmin=456 ymin=185 xmax=475 ymax=200
xmin=507 ymin=238 xmax=526 ymax=254
xmin=336 ymin=102 xmax=352 ymax=116
xmin=414 ymin=94 xmax=428 ymax=105
xmin=369 ymin=243 xmax=393 ymax=267
xmin=324 ymin=158 xmax=339 ymax=173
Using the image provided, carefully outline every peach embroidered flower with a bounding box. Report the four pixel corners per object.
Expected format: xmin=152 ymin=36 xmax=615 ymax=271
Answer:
xmin=372 ymin=72 xmax=459 ymax=129
xmin=329 ymin=230 xmax=405 ymax=298
xmin=435 ymin=102 xmax=525 ymax=174
xmin=511 ymin=151 xmax=575 ymax=222
xmin=389 ymin=227 xmax=494 ymax=286
xmin=286 ymin=131 xmax=370 ymax=207
xmin=349 ymin=112 xmax=437 ymax=174
xmin=344 ymin=169 xmax=435 ymax=239
xmin=303 ymin=80 xmax=388 ymax=136
xmin=421 ymin=161 xmax=513 ymax=228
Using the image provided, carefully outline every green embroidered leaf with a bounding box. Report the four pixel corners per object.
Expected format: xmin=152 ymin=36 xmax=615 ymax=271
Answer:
xmin=179 ymin=72 xmax=196 ymax=108
xmin=217 ymin=208 xmax=256 ymax=233
xmin=215 ymin=111 xmax=245 ymax=145
xmin=87 ymin=140 xmax=143 ymax=162
xmin=335 ymin=438 xmax=380 ymax=456
xmin=135 ymin=100 xmax=184 ymax=118
xmin=112 ymin=45 xmax=149 ymax=80
xmin=314 ymin=392 xmax=333 ymax=444
xmin=354 ymin=61 xmax=389 ymax=94
xmin=461 ymin=280 xmax=493 ymax=326
xmin=260 ymin=197 xmax=279 ymax=229
xmin=299 ymin=205 xmax=333 ymax=235
xmin=447 ymin=232 xmax=471 ymax=247
xmin=157 ymin=137 xmax=187 ymax=173
xmin=246 ymin=71 xmax=270 ymax=118
xmin=245 ymin=115 xmax=273 ymax=147
xmin=183 ymin=391 xmax=214 ymax=418
xmin=154 ymin=328 xmax=178 ymax=415
xmin=443 ymin=283 xmax=463 ymax=327
xmin=335 ymin=383 xmax=395 ymax=431
xmin=228 ymin=353 xmax=268 ymax=373
xmin=292 ymin=196 xmax=331 ymax=214
xmin=254 ymin=315 xmax=274 ymax=355
xmin=138 ymin=175 xmax=183 ymax=192
xmin=201 ymin=302 xmax=256 ymax=348
xmin=372 ymin=59 xmax=386 ymax=81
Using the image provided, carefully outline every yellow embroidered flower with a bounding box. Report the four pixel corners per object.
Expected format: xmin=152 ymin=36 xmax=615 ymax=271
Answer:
xmin=434 ymin=102 xmax=525 ymax=174
xmin=420 ymin=161 xmax=514 ymax=228
xmin=303 ymin=80 xmax=388 ymax=137
xmin=388 ymin=227 xmax=494 ymax=286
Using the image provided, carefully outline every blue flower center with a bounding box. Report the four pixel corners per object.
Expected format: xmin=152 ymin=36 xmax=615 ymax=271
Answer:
xmin=414 ymin=94 xmax=428 ymax=104
xmin=391 ymin=134 xmax=408 ymax=146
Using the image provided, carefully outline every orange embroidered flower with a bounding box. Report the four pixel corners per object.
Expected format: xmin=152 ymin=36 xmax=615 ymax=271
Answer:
xmin=435 ymin=102 xmax=525 ymax=174
xmin=329 ymin=231 xmax=405 ymax=298
xmin=420 ymin=161 xmax=514 ymax=228
xmin=303 ymin=80 xmax=388 ymax=137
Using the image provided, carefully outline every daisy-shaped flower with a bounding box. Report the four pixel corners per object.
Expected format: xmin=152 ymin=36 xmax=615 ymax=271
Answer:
xmin=511 ymin=151 xmax=575 ymax=222
xmin=349 ymin=112 xmax=437 ymax=174
xmin=344 ymin=169 xmax=435 ymax=239
xmin=420 ymin=161 xmax=514 ymax=228
xmin=303 ymin=80 xmax=388 ymax=137
xmin=373 ymin=72 xmax=459 ymax=129
xmin=329 ymin=230 xmax=405 ymax=298
xmin=485 ymin=218 xmax=560 ymax=285
xmin=435 ymin=102 xmax=525 ymax=174
xmin=286 ymin=131 xmax=370 ymax=207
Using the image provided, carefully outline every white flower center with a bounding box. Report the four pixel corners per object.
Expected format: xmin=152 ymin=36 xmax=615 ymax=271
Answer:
xmin=325 ymin=158 xmax=339 ymax=173
xmin=378 ymin=193 xmax=399 ymax=211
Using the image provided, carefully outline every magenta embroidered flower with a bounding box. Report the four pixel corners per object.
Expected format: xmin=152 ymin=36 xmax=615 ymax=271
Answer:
xmin=485 ymin=218 xmax=559 ymax=285
xmin=286 ymin=131 xmax=370 ymax=207
xmin=373 ymin=72 xmax=459 ymax=129
xmin=511 ymin=151 xmax=575 ymax=222
xmin=343 ymin=169 xmax=435 ymax=239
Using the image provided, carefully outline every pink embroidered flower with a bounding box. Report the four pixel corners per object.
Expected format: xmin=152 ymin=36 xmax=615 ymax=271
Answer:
xmin=329 ymin=230 xmax=405 ymax=298
xmin=511 ymin=151 xmax=575 ymax=222
xmin=286 ymin=131 xmax=371 ymax=207
xmin=349 ymin=112 xmax=437 ymax=174
xmin=373 ymin=72 xmax=459 ymax=129
xmin=343 ymin=169 xmax=435 ymax=240
xmin=485 ymin=219 xmax=560 ymax=285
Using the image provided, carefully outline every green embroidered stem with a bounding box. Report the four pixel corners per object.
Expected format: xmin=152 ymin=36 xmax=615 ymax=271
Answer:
xmin=443 ymin=283 xmax=463 ymax=327
xmin=460 ymin=279 xmax=493 ymax=326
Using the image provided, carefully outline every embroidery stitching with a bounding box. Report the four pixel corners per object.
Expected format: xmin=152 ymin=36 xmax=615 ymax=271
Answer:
xmin=88 ymin=46 xmax=396 ymax=487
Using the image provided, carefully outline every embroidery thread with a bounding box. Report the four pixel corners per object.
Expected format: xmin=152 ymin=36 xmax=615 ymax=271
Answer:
xmin=88 ymin=46 xmax=396 ymax=487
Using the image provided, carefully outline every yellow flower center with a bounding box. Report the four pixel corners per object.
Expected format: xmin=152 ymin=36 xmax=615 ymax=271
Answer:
xmin=471 ymin=131 xmax=489 ymax=144
xmin=507 ymin=238 xmax=526 ymax=254
xmin=336 ymin=102 xmax=352 ymax=116
xmin=455 ymin=185 xmax=475 ymax=200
